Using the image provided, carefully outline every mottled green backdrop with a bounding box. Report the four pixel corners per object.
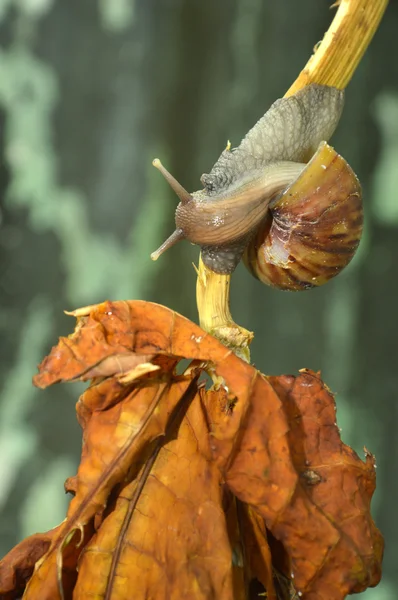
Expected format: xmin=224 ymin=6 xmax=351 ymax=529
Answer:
xmin=0 ymin=0 xmax=396 ymax=597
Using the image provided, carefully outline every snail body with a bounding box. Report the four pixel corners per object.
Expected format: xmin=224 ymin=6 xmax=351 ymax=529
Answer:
xmin=174 ymin=161 xmax=305 ymax=246
xmin=151 ymin=84 xmax=363 ymax=290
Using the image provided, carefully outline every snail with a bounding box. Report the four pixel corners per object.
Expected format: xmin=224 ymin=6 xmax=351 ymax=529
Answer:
xmin=151 ymin=84 xmax=363 ymax=291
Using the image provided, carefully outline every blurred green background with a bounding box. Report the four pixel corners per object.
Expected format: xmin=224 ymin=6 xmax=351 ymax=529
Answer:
xmin=0 ymin=0 xmax=396 ymax=597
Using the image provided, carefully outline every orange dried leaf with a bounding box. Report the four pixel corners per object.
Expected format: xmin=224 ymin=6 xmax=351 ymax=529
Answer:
xmin=269 ymin=372 xmax=383 ymax=596
xmin=74 ymin=390 xmax=238 ymax=600
xmin=0 ymin=301 xmax=382 ymax=600
xmin=33 ymin=301 xmax=254 ymax=401
xmin=0 ymin=527 xmax=60 ymax=599
xmin=204 ymin=370 xmax=383 ymax=598
xmin=24 ymin=376 xmax=198 ymax=599
xmin=237 ymin=503 xmax=277 ymax=599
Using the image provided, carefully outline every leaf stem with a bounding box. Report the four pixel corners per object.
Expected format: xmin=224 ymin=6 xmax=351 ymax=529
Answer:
xmin=196 ymin=0 xmax=388 ymax=360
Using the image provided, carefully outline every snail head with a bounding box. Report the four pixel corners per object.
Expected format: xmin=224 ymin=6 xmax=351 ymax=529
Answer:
xmin=150 ymin=159 xmax=192 ymax=261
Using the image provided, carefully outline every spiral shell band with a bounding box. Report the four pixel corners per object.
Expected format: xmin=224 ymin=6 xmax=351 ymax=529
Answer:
xmin=243 ymin=142 xmax=362 ymax=291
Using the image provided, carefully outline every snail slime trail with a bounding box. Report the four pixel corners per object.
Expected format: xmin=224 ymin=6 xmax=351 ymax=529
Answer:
xmin=151 ymin=84 xmax=363 ymax=290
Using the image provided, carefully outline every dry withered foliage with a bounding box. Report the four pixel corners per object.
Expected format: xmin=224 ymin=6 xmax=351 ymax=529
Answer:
xmin=0 ymin=300 xmax=383 ymax=600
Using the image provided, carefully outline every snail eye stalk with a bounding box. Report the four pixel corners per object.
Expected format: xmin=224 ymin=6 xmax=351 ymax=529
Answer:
xmin=150 ymin=228 xmax=185 ymax=261
xmin=152 ymin=159 xmax=192 ymax=205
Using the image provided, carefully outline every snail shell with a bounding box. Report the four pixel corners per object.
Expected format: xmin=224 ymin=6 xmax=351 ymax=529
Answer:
xmin=243 ymin=142 xmax=363 ymax=290
xmin=151 ymin=84 xmax=363 ymax=290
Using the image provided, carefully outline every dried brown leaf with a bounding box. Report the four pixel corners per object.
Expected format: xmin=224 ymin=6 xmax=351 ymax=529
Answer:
xmin=24 ymin=376 xmax=198 ymax=599
xmin=204 ymin=371 xmax=383 ymax=598
xmin=74 ymin=389 xmax=236 ymax=600
xmin=0 ymin=301 xmax=382 ymax=600
xmin=0 ymin=527 xmax=59 ymax=600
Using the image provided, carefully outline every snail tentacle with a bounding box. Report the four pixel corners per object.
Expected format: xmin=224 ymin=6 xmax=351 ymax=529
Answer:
xmin=151 ymin=228 xmax=185 ymax=261
xmin=152 ymin=159 xmax=192 ymax=205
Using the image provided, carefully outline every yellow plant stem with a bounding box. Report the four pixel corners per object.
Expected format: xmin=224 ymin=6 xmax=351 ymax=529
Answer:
xmin=196 ymin=256 xmax=253 ymax=362
xmin=196 ymin=0 xmax=388 ymax=360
